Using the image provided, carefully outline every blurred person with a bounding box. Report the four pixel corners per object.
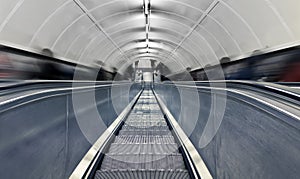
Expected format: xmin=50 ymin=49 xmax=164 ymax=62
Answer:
xmin=234 ymin=60 xmax=255 ymax=80
xmin=234 ymin=51 xmax=263 ymax=80
xmin=280 ymin=58 xmax=300 ymax=82
xmin=0 ymin=53 xmax=17 ymax=79
xmin=39 ymin=48 xmax=61 ymax=80
xmin=219 ymin=57 xmax=231 ymax=80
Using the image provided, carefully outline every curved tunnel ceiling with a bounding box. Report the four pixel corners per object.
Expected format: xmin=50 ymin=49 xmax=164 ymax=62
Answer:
xmin=0 ymin=0 xmax=300 ymax=73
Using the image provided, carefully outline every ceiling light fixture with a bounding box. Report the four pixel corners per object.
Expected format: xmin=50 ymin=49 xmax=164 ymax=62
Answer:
xmin=146 ymin=38 xmax=149 ymax=46
xmin=143 ymin=0 xmax=151 ymax=53
xmin=144 ymin=0 xmax=150 ymax=15
xmin=146 ymin=24 xmax=149 ymax=34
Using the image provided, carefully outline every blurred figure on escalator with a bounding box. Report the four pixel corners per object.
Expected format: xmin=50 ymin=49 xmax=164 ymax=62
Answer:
xmin=235 ymin=59 xmax=255 ymax=80
xmin=0 ymin=53 xmax=16 ymax=79
xmin=279 ymin=57 xmax=300 ymax=82
xmin=233 ymin=50 xmax=262 ymax=81
xmin=39 ymin=48 xmax=61 ymax=80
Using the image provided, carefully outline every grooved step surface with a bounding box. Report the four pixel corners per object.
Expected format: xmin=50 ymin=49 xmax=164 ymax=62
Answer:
xmin=94 ymin=170 xmax=190 ymax=179
xmin=108 ymin=143 xmax=179 ymax=154
xmin=118 ymin=130 xmax=172 ymax=136
xmin=121 ymin=125 xmax=169 ymax=130
xmin=123 ymin=121 xmax=167 ymax=126
xmin=114 ymin=135 xmax=175 ymax=144
xmin=101 ymin=154 xmax=186 ymax=170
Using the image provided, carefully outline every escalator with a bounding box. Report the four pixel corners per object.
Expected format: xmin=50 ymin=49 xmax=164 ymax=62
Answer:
xmin=94 ymin=88 xmax=191 ymax=178
xmin=2 ymin=80 xmax=298 ymax=178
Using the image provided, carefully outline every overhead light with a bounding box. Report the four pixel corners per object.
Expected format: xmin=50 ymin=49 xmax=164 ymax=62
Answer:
xmin=144 ymin=0 xmax=151 ymax=53
xmin=146 ymin=24 xmax=149 ymax=33
xmin=145 ymin=16 xmax=149 ymax=25
xmin=144 ymin=0 xmax=150 ymax=15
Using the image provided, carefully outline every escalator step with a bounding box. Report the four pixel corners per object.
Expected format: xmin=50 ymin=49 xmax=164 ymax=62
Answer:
xmin=123 ymin=121 xmax=167 ymax=127
xmin=100 ymin=154 xmax=186 ymax=170
xmin=114 ymin=135 xmax=175 ymax=144
xmin=108 ymin=143 xmax=179 ymax=154
xmin=94 ymin=170 xmax=190 ymax=179
xmin=119 ymin=130 xmax=172 ymax=136
xmin=95 ymin=170 xmax=190 ymax=179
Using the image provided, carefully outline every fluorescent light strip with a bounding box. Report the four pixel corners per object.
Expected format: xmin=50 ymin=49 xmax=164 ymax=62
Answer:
xmin=144 ymin=0 xmax=149 ymax=15
xmin=144 ymin=0 xmax=151 ymax=54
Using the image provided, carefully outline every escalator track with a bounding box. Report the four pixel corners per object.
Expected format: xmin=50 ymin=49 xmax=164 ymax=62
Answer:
xmin=94 ymin=89 xmax=190 ymax=178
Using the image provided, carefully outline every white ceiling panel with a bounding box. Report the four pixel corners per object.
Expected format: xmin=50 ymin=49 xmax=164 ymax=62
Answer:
xmin=0 ymin=0 xmax=299 ymax=73
xmin=29 ymin=2 xmax=83 ymax=50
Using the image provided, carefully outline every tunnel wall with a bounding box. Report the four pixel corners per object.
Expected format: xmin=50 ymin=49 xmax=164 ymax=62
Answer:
xmin=0 ymin=83 xmax=142 ymax=179
xmin=154 ymin=83 xmax=300 ymax=179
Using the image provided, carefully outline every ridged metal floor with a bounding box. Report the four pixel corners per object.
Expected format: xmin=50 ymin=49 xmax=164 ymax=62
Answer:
xmin=95 ymin=89 xmax=190 ymax=179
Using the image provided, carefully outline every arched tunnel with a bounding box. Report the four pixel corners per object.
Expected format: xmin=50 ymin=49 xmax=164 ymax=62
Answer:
xmin=0 ymin=0 xmax=299 ymax=179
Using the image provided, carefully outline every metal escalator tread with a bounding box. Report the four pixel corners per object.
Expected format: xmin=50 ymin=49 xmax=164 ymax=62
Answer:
xmin=100 ymin=154 xmax=186 ymax=170
xmin=94 ymin=170 xmax=190 ymax=179
xmin=107 ymin=143 xmax=179 ymax=154
xmin=114 ymin=135 xmax=175 ymax=144
xmin=118 ymin=130 xmax=172 ymax=136
xmin=95 ymin=89 xmax=191 ymax=178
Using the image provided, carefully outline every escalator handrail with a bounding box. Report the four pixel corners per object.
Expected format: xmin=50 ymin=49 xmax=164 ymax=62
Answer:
xmin=167 ymin=80 xmax=300 ymax=99
xmin=0 ymin=82 xmax=135 ymax=113
xmin=158 ymin=82 xmax=300 ymax=119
